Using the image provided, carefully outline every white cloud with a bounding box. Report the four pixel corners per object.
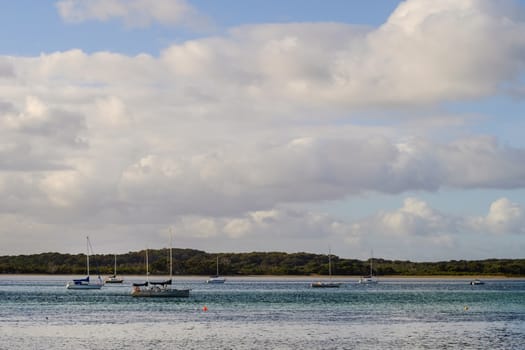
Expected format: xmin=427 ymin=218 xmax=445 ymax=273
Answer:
xmin=1 ymin=0 xmax=525 ymax=257
xmin=170 ymin=207 xmax=352 ymax=240
xmin=344 ymin=196 xmax=525 ymax=260
xmin=350 ymin=197 xmax=525 ymax=260
xmin=24 ymin=0 xmax=524 ymax=113
xmin=361 ymin=0 xmax=525 ymax=103
xmin=351 ymin=197 xmax=457 ymax=238
xmin=437 ymin=136 xmax=525 ymax=188
xmin=350 ymin=197 xmax=525 ymax=244
xmin=3 ymin=107 xmax=525 ymax=222
xmin=467 ymin=198 xmax=525 ymax=235
xmin=0 ymin=97 xmax=85 ymax=174
xmin=55 ymin=0 xmax=210 ymax=29
xmin=93 ymin=96 xmax=132 ymax=127
xmin=158 ymin=0 xmax=525 ymax=107
xmin=0 ymin=59 xmax=14 ymax=78
xmin=39 ymin=170 xmax=83 ymax=207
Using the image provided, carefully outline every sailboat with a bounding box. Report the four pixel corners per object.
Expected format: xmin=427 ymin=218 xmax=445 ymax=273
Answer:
xmin=104 ymin=254 xmax=124 ymax=284
xmin=66 ymin=236 xmax=103 ymax=290
xmin=311 ymin=249 xmax=341 ymax=288
xmin=358 ymin=251 xmax=378 ymax=284
xmin=206 ymin=255 xmax=226 ymax=284
xmin=131 ymin=234 xmax=190 ymax=298
xmin=470 ymin=279 xmax=485 ymax=285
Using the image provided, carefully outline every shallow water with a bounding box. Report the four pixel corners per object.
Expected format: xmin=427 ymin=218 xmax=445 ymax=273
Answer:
xmin=0 ymin=276 xmax=524 ymax=349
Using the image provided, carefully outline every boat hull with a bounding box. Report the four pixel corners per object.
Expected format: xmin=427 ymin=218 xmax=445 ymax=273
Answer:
xmin=66 ymin=283 xmax=103 ymax=290
xmin=105 ymin=278 xmax=124 ymax=284
xmin=311 ymin=282 xmax=341 ymax=288
xmin=206 ymin=277 xmax=226 ymax=284
xmin=358 ymin=278 xmax=378 ymax=284
xmin=358 ymin=275 xmax=378 ymax=284
xmin=131 ymin=287 xmax=190 ymax=298
xmin=470 ymin=280 xmax=485 ymax=285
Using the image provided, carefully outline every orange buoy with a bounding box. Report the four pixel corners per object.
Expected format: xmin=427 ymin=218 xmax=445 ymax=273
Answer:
xmin=202 ymin=305 xmax=208 ymax=312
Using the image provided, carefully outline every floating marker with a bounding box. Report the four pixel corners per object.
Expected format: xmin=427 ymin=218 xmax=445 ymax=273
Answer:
xmin=202 ymin=305 xmax=208 ymax=312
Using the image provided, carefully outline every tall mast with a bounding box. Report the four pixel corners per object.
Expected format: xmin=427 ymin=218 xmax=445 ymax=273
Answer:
xmin=169 ymin=228 xmax=173 ymax=279
xmin=370 ymin=250 xmax=373 ymax=276
xmin=146 ymin=248 xmax=149 ymax=283
xmin=86 ymin=236 xmax=90 ymax=276
xmin=328 ymin=248 xmax=332 ymax=279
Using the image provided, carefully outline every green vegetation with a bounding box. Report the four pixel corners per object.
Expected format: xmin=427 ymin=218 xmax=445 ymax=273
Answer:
xmin=0 ymin=250 xmax=523 ymax=276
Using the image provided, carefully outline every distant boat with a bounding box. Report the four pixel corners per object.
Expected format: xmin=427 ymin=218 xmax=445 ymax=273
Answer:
xmin=66 ymin=236 xmax=103 ymax=290
xmin=311 ymin=249 xmax=341 ymax=288
xmin=358 ymin=251 xmax=378 ymax=284
xmin=470 ymin=279 xmax=485 ymax=285
xmin=206 ymin=256 xmax=226 ymax=284
xmin=105 ymin=254 xmax=124 ymax=284
xmin=131 ymin=233 xmax=190 ymax=298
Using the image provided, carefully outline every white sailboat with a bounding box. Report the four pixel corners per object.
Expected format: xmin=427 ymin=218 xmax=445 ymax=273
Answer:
xmin=206 ymin=255 xmax=226 ymax=284
xmin=105 ymin=254 xmax=124 ymax=284
xmin=66 ymin=236 xmax=103 ymax=290
xmin=131 ymin=233 xmax=190 ymax=298
xmin=311 ymin=249 xmax=341 ymax=288
xmin=358 ymin=251 xmax=378 ymax=284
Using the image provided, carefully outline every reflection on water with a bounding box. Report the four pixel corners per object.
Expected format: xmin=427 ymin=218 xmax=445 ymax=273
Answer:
xmin=0 ymin=276 xmax=524 ymax=349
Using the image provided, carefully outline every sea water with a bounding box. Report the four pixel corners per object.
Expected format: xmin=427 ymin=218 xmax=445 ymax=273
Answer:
xmin=0 ymin=276 xmax=524 ymax=349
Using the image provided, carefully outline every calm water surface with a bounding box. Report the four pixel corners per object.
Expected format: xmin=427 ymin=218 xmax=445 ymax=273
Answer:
xmin=0 ymin=276 xmax=524 ymax=349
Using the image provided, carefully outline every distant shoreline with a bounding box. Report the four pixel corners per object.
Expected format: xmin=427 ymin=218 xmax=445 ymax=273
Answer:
xmin=0 ymin=273 xmax=523 ymax=280
xmin=1 ymin=251 xmax=523 ymax=276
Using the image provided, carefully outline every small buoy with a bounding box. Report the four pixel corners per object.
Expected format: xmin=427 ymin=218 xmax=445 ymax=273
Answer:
xmin=202 ymin=305 xmax=208 ymax=312
xmin=464 ymin=306 xmax=469 ymax=311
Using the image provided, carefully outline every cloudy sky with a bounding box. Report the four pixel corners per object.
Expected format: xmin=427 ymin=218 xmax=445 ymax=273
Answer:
xmin=1 ymin=0 xmax=525 ymax=261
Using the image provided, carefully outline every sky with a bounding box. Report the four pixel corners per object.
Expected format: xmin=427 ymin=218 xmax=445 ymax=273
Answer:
xmin=1 ymin=0 xmax=525 ymax=261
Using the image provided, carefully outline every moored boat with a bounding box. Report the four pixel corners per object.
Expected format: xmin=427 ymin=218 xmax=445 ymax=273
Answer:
xmin=358 ymin=275 xmax=378 ymax=284
xmin=206 ymin=276 xmax=226 ymax=284
xmin=131 ymin=232 xmax=190 ymax=298
xmin=358 ymin=251 xmax=378 ymax=284
xmin=311 ymin=281 xmax=341 ymax=288
xmin=105 ymin=254 xmax=124 ymax=284
xmin=206 ymin=256 xmax=226 ymax=284
xmin=470 ymin=279 xmax=485 ymax=285
xmin=105 ymin=275 xmax=124 ymax=284
xmin=66 ymin=276 xmax=103 ymax=290
xmin=132 ymin=279 xmax=190 ymax=298
xmin=66 ymin=236 xmax=103 ymax=290
xmin=311 ymin=249 xmax=341 ymax=288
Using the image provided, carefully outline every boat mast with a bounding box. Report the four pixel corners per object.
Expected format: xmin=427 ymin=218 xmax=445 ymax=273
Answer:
xmin=328 ymin=248 xmax=332 ymax=280
xmin=146 ymin=248 xmax=149 ymax=283
xmin=370 ymin=250 xmax=373 ymax=276
xmin=169 ymin=228 xmax=173 ymax=279
xmin=86 ymin=236 xmax=90 ymax=277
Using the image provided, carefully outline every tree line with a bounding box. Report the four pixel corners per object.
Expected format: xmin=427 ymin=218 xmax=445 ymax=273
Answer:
xmin=0 ymin=249 xmax=523 ymax=276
